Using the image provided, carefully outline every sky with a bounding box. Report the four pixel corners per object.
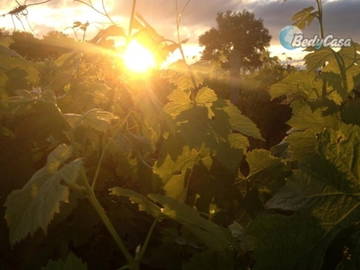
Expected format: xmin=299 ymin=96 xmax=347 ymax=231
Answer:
xmin=0 ymin=0 xmax=359 ymax=63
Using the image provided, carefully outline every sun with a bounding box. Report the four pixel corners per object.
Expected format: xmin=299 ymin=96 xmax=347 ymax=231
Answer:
xmin=122 ymin=40 xmax=156 ymax=73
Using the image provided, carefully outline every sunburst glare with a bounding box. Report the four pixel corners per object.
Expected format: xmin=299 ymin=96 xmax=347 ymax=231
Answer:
xmin=122 ymin=40 xmax=156 ymax=73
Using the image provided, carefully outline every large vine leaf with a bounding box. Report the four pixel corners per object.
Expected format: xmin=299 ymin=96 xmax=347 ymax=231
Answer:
xmin=163 ymin=170 xmax=188 ymax=201
xmin=148 ymin=194 xmax=232 ymax=252
xmin=163 ymin=88 xmax=192 ymax=118
xmin=287 ymin=100 xmax=339 ymax=131
xmin=251 ymin=167 xmax=360 ymax=270
xmin=270 ymin=71 xmax=322 ymax=100
xmin=154 ymin=144 xmax=200 ymax=200
xmin=317 ymin=124 xmax=360 ymax=186
xmin=164 ymin=86 xmax=218 ymax=119
xmin=195 ymin=87 xmax=217 ymax=105
xmin=219 ymin=101 xmax=263 ymax=140
xmin=292 ymin=6 xmax=318 ymax=30
xmin=154 ymin=145 xmax=200 ymax=183
xmin=248 ymin=213 xmax=326 ymax=270
xmin=255 ymin=125 xmax=360 ymax=270
xmin=245 ymin=149 xmax=289 ymax=193
xmin=4 ymin=145 xmax=84 ymax=245
xmin=109 ymin=187 xmax=162 ymax=217
xmin=305 ymin=48 xmax=334 ymax=72
xmin=110 ymin=189 xmax=232 ymax=251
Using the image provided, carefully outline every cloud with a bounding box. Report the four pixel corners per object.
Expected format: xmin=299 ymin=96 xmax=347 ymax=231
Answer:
xmin=109 ymin=0 xmax=360 ymax=46
xmin=245 ymin=0 xmax=360 ymax=44
xmin=0 ymin=0 xmax=358 ymax=61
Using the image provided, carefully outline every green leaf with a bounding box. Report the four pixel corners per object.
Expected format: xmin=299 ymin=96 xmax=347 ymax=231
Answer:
xmin=42 ymin=252 xmax=87 ymax=270
xmin=258 ymin=125 xmax=360 ymax=269
xmin=320 ymin=72 xmax=344 ymax=102
xmin=248 ymin=214 xmax=326 ymax=270
xmin=287 ymin=100 xmax=338 ymax=131
xmin=4 ymin=145 xmax=84 ymax=245
xmin=317 ymin=124 xmax=360 ymax=185
xmin=148 ymin=194 xmax=231 ymax=251
xmin=154 ymin=145 xmax=199 ymax=183
xmin=246 ymin=149 xmax=288 ymax=192
xmin=270 ymin=71 xmax=322 ymax=100
xmin=228 ymin=133 xmax=249 ymax=151
xmin=195 ymin=87 xmax=217 ymax=118
xmin=305 ymin=48 xmax=334 ymax=71
xmin=287 ymin=129 xmax=318 ymax=160
xmin=163 ymin=170 xmax=187 ymax=201
xmin=164 ymin=88 xmax=192 ymax=118
xmin=247 ymin=150 xmax=282 ymax=176
xmin=337 ymin=43 xmax=360 ymax=71
xmin=221 ymin=101 xmax=263 ymax=140
xmin=46 ymin=144 xmax=73 ymax=172
xmin=347 ymin=65 xmax=360 ymax=92
xmin=175 ymin=106 xmax=218 ymax=149
xmin=164 ymin=68 xmax=204 ymax=92
xmin=109 ymin=187 xmax=161 ymax=217
xmin=292 ymin=6 xmax=318 ymax=30
xmin=195 ymin=87 xmax=217 ymax=105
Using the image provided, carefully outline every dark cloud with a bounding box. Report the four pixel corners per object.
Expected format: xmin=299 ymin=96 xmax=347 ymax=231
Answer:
xmin=110 ymin=0 xmax=359 ymax=44
xmin=246 ymin=0 xmax=360 ymax=44
xmin=1 ymin=0 xmax=358 ymax=46
xmin=110 ymin=0 xmax=239 ymax=38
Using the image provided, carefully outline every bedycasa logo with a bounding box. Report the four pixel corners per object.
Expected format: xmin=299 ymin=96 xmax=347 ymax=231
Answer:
xmin=279 ymin=25 xmax=352 ymax=50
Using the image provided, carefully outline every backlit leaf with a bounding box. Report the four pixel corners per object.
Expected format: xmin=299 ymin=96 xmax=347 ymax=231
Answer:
xmin=4 ymin=145 xmax=84 ymax=245
xmin=292 ymin=6 xmax=318 ymax=30
xmin=148 ymin=194 xmax=231 ymax=251
xmin=164 ymin=88 xmax=192 ymax=118
xmin=109 ymin=187 xmax=161 ymax=217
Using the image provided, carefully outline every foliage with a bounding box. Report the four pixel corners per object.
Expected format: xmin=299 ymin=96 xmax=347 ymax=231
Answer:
xmin=199 ymin=10 xmax=271 ymax=74
xmin=247 ymin=1 xmax=360 ymax=270
xmin=0 ymin=1 xmax=359 ymax=269
xmin=0 ymin=23 xmax=263 ymax=269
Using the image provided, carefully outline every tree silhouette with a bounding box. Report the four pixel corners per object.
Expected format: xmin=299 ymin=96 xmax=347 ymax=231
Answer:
xmin=199 ymin=10 xmax=271 ymax=103
xmin=199 ymin=10 xmax=272 ymax=72
xmin=0 ymin=30 xmax=74 ymax=60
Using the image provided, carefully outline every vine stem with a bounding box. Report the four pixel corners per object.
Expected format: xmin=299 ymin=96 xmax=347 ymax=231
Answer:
xmin=80 ymin=169 xmax=134 ymax=264
xmin=91 ymin=141 xmax=106 ymax=190
xmin=315 ymin=0 xmax=324 ymax=39
xmin=128 ymin=0 xmax=137 ymax=41
xmin=315 ymin=0 xmax=328 ymax=97
xmin=135 ymin=218 xmax=159 ymax=265
xmin=91 ymin=111 xmax=132 ymax=190
xmin=314 ymin=0 xmax=348 ymax=97
xmin=75 ymin=0 xmax=118 ymax=26
xmin=175 ymin=0 xmax=198 ymax=97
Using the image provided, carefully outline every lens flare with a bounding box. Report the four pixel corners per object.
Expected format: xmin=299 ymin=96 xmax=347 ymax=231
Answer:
xmin=122 ymin=40 xmax=156 ymax=73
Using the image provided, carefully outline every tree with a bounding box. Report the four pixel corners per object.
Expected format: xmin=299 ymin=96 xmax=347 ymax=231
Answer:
xmin=5 ymin=31 xmax=74 ymax=60
xmin=199 ymin=10 xmax=271 ymax=73
xmin=199 ymin=10 xmax=271 ymax=103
